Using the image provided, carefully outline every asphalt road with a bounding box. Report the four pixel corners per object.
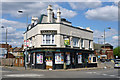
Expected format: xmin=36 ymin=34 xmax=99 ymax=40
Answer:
xmin=0 ymin=66 xmax=120 ymax=80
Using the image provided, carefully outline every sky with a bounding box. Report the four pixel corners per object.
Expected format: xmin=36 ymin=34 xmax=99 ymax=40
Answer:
xmin=0 ymin=0 xmax=119 ymax=48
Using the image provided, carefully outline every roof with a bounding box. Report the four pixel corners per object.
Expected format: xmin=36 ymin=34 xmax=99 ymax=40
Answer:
xmin=93 ymin=43 xmax=103 ymax=50
xmin=101 ymin=43 xmax=113 ymax=47
xmin=13 ymin=47 xmax=23 ymax=52
xmin=24 ymin=14 xmax=93 ymax=34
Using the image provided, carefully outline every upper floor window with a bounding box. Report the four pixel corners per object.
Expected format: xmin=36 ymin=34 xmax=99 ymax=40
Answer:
xmin=42 ymin=34 xmax=54 ymax=45
xmin=73 ymin=38 xmax=79 ymax=47
xmin=89 ymin=40 xmax=91 ymax=48
xmin=81 ymin=39 xmax=84 ymax=48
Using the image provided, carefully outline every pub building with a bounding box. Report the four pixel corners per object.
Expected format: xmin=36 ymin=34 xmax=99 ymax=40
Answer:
xmin=24 ymin=5 xmax=97 ymax=69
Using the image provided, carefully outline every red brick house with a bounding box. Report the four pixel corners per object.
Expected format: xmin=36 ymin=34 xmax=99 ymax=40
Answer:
xmin=101 ymin=43 xmax=114 ymax=59
xmin=94 ymin=43 xmax=114 ymax=59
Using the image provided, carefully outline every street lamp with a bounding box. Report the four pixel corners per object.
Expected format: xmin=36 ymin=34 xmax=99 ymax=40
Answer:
xmin=103 ymin=27 xmax=111 ymax=50
xmin=18 ymin=10 xmax=28 ymax=70
xmin=1 ymin=26 xmax=9 ymax=65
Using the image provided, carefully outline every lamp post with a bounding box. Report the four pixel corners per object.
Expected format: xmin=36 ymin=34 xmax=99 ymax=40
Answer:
xmin=18 ymin=10 xmax=28 ymax=70
xmin=103 ymin=27 xmax=111 ymax=50
xmin=1 ymin=26 xmax=9 ymax=65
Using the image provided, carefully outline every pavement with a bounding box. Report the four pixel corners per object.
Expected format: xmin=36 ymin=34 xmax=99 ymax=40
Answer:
xmin=2 ymin=66 xmax=105 ymax=72
xmin=1 ymin=61 xmax=114 ymax=71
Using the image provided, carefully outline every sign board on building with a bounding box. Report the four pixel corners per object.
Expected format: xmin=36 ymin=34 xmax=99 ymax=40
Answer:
xmin=24 ymin=40 xmax=29 ymax=49
xmin=64 ymin=38 xmax=70 ymax=46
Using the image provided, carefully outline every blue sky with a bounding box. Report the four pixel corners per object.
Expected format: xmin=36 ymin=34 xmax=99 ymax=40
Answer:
xmin=1 ymin=1 xmax=118 ymax=48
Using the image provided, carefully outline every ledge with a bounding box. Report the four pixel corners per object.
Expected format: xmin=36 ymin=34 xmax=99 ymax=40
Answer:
xmin=41 ymin=44 xmax=56 ymax=46
xmin=73 ymin=46 xmax=80 ymax=49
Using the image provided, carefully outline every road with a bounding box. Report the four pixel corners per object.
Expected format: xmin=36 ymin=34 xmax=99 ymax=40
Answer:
xmin=0 ymin=66 xmax=120 ymax=79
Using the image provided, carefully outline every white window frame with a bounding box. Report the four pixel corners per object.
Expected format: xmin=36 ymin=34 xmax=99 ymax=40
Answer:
xmin=42 ymin=34 xmax=55 ymax=45
xmin=81 ymin=39 xmax=84 ymax=48
xmin=73 ymin=38 xmax=79 ymax=47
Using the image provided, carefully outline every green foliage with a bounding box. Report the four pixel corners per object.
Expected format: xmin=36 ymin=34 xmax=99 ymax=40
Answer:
xmin=113 ymin=46 xmax=120 ymax=56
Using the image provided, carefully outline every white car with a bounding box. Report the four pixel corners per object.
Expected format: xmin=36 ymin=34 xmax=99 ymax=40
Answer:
xmin=114 ymin=59 xmax=120 ymax=68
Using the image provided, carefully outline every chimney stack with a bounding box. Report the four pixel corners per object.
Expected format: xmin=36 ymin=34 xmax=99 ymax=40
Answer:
xmin=31 ymin=16 xmax=38 ymax=24
xmin=56 ymin=8 xmax=61 ymax=23
xmin=47 ymin=5 xmax=53 ymax=23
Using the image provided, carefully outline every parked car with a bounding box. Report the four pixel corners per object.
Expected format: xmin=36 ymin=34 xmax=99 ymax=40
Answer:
xmin=114 ymin=59 xmax=120 ymax=69
xmin=100 ymin=59 xmax=106 ymax=62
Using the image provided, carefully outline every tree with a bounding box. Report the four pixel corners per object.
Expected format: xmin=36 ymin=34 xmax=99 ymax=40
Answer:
xmin=113 ymin=46 xmax=120 ymax=57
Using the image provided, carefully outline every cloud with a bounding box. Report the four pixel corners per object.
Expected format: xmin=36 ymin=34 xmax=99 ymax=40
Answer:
xmin=112 ymin=36 xmax=118 ymax=40
xmin=69 ymin=0 xmax=102 ymax=10
xmin=93 ymin=29 xmax=117 ymax=38
xmin=93 ymin=29 xmax=118 ymax=47
xmin=1 ymin=18 xmax=26 ymax=29
xmin=2 ymin=2 xmax=77 ymax=18
xmin=1 ymin=18 xmax=25 ymax=47
xmin=85 ymin=5 xmax=118 ymax=21
xmin=53 ymin=5 xmax=77 ymax=18
xmin=1 ymin=30 xmax=24 ymax=47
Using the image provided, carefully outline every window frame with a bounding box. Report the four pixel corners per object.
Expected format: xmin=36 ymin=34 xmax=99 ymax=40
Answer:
xmin=81 ymin=39 xmax=84 ymax=48
xmin=42 ymin=34 xmax=55 ymax=45
xmin=73 ymin=37 xmax=79 ymax=47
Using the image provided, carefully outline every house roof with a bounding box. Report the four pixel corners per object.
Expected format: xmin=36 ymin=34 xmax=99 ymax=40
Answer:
xmin=13 ymin=47 xmax=23 ymax=52
xmin=93 ymin=43 xmax=103 ymax=50
xmin=101 ymin=43 xmax=113 ymax=47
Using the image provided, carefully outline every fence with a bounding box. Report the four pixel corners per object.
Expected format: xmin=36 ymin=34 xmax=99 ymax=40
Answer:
xmin=0 ymin=58 xmax=15 ymax=66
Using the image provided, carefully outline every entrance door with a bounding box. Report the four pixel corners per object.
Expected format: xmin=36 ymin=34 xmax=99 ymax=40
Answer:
xmin=46 ymin=56 xmax=53 ymax=69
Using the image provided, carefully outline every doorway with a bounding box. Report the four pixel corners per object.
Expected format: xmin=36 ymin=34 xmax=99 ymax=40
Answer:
xmin=46 ymin=56 xmax=53 ymax=69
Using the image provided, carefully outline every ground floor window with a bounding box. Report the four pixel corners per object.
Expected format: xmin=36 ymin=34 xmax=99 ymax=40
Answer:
xmin=28 ymin=54 xmax=30 ymax=63
xmin=55 ymin=53 xmax=64 ymax=64
xmin=33 ymin=53 xmax=35 ymax=64
xmin=37 ymin=53 xmax=43 ymax=64
xmin=93 ymin=57 xmax=96 ymax=62
xmin=78 ymin=53 xmax=82 ymax=63
xmin=66 ymin=52 xmax=70 ymax=65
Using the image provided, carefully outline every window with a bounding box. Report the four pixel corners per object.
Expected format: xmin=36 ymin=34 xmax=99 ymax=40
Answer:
xmin=55 ymin=53 xmax=64 ymax=64
xmin=73 ymin=38 xmax=79 ymax=47
xmin=93 ymin=57 xmax=96 ymax=62
xmin=81 ymin=39 xmax=84 ymax=48
xmin=78 ymin=53 xmax=82 ymax=63
xmin=89 ymin=40 xmax=91 ymax=48
xmin=66 ymin=52 xmax=70 ymax=65
xmin=46 ymin=35 xmax=50 ymax=44
xmin=42 ymin=34 xmax=54 ymax=44
xmin=37 ymin=53 xmax=43 ymax=64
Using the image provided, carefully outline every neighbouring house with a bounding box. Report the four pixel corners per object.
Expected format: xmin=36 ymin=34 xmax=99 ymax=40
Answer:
xmin=94 ymin=43 xmax=114 ymax=59
xmin=0 ymin=44 xmax=14 ymax=58
xmin=23 ymin=5 xmax=97 ymax=70
xmin=101 ymin=43 xmax=114 ymax=59
xmin=12 ymin=45 xmax=24 ymax=67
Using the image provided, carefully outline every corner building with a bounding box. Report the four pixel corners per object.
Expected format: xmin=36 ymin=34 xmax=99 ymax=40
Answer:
xmin=24 ymin=5 xmax=97 ymax=69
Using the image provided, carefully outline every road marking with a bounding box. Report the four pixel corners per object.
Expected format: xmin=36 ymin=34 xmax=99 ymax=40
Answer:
xmin=86 ymin=72 xmax=97 ymax=74
xmin=86 ymin=72 xmax=93 ymax=74
xmin=109 ymin=75 xmax=115 ymax=77
xmin=4 ymin=74 xmax=44 ymax=77
xmin=102 ymin=74 xmax=107 ymax=76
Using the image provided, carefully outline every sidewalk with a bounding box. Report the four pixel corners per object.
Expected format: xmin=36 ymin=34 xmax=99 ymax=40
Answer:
xmin=2 ymin=66 xmax=106 ymax=71
xmin=2 ymin=61 xmax=114 ymax=71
